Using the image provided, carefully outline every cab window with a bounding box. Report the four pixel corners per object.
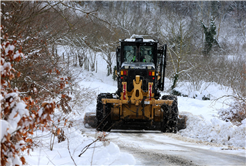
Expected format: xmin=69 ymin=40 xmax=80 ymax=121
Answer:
xmin=140 ymin=46 xmax=154 ymax=62
xmin=123 ymin=46 xmax=136 ymax=62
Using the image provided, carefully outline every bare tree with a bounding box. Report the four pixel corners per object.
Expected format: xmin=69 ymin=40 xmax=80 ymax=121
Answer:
xmin=158 ymin=12 xmax=199 ymax=90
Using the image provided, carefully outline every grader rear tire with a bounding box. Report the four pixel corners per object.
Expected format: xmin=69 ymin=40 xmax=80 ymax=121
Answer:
xmin=96 ymin=93 xmax=113 ymax=132
xmin=161 ymin=95 xmax=178 ymax=133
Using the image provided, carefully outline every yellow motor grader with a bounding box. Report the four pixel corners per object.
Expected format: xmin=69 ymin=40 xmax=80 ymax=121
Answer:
xmin=84 ymin=37 xmax=186 ymax=132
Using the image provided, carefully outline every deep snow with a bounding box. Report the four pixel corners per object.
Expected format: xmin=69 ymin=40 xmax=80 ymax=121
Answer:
xmin=24 ymin=49 xmax=245 ymax=165
xmin=25 ymin=129 xmax=135 ymax=165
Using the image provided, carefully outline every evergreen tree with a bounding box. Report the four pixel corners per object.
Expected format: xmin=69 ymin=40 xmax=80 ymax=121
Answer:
xmin=202 ymin=19 xmax=219 ymax=56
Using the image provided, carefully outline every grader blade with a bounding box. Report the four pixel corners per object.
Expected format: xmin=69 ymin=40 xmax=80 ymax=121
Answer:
xmin=84 ymin=111 xmax=187 ymax=131
xmin=84 ymin=112 xmax=97 ymax=128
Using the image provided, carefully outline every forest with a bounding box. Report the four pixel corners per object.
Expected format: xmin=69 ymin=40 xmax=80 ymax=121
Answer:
xmin=1 ymin=1 xmax=246 ymax=165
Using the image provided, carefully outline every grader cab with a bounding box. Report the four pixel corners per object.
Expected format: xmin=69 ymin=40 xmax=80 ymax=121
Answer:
xmin=85 ymin=37 xmax=186 ymax=132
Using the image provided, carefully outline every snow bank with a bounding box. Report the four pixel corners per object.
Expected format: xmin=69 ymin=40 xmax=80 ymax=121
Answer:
xmin=172 ymin=81 xmax=233 ymax=100
xmin=166 ymin=78 xmax=246 ymax=148
xmin=179 ymin=113 xmax=246 ymax=148
xmin=25 ymin=128 xmax=135 ymax=165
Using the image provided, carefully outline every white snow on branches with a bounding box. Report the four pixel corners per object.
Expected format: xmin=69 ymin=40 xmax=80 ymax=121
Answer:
xmin=1 ymin=33 xmax=29 ymax=166
xmin=4 ymin=42 xmax=15 ymax=55
xmin=8 ymin=99 xmax=29 ymax=129
xmin=0 ymin=119 xmax=14 ymax=140
xmin=14 ymin=50 xmax=24 ymax=60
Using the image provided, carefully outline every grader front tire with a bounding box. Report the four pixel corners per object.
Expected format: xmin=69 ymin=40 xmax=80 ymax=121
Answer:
xmin=161 ymin=95 xmax=179 ymax=133
xmin=96 ymin=93 xmax=113 ymax=132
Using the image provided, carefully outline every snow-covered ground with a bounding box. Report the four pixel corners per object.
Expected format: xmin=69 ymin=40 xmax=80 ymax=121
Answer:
xmin=25 ymin=129 xmax=135 ymax=165
xmin=25 ymin=52 xmax=245 ymax=165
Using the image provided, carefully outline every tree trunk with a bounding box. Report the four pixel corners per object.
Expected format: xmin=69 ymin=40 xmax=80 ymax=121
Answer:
xmin=78 ymin=55 xmax=84 ymax=67
xmin=84 ymin=57 xmax=89 ymax=71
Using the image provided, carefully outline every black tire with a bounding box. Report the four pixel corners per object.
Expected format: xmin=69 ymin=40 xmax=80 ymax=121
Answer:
xmin=161 ymin=95 xmax=178 ymax=133
xmin=96 ymin=93 xmax=113 ymax=132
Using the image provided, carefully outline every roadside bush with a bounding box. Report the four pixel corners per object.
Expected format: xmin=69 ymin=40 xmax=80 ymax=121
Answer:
xmin=1 ymin=2 xmax=72 ymax=165
xmin=218 ymin=63 xmax=246 ymax=125
xmin=1 ymin=28 xmax=55 ymax=165
xmin=218 ymin=100 xmax=246 ymax=125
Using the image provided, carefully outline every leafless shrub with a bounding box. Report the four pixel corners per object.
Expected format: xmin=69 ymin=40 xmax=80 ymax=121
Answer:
xmin=172 ymin=54 xmax=245 ymax=95
xmin=78 ymin=132 xmax=110 ymax=157
xmin=218 ymin=100 xmax=246 ymax=125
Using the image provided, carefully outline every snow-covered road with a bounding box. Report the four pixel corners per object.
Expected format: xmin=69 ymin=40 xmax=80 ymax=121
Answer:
xmin=86 ymin=130 xmax=246 ymax=165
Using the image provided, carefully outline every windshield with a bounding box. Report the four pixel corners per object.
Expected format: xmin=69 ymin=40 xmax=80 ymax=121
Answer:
xmin=123 ymin=45 xmax=154 ymax=63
